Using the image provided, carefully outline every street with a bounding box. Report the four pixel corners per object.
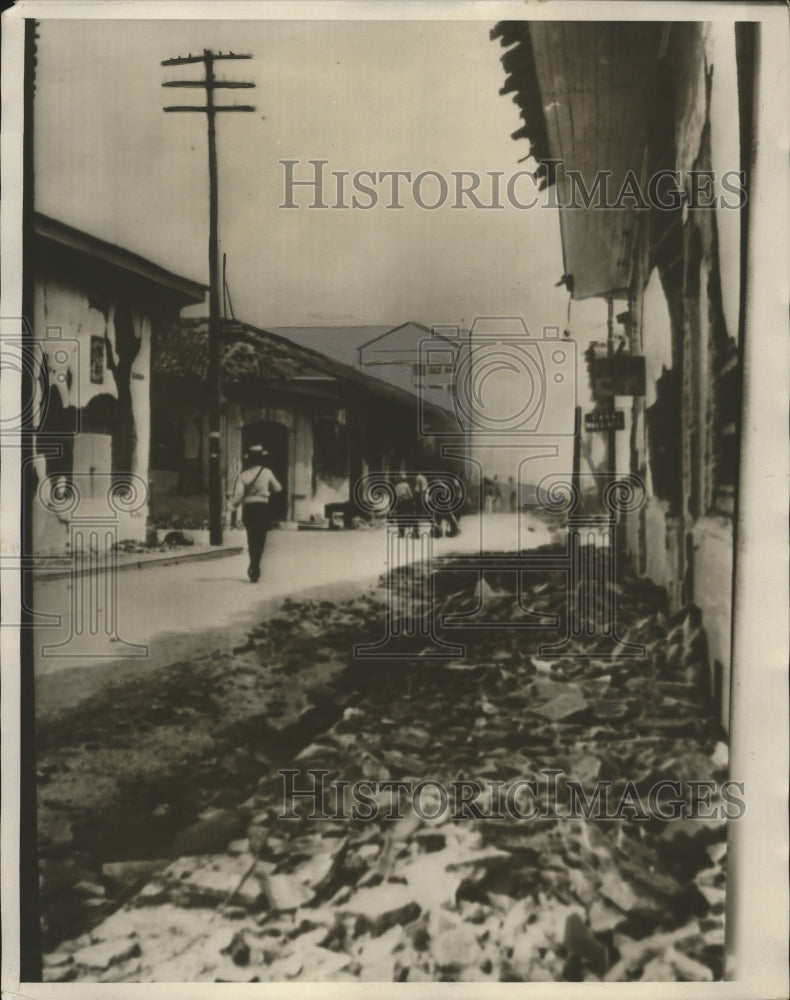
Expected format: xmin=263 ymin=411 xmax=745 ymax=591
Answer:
xmin=34 ymin=514 xmax=552 ymax=710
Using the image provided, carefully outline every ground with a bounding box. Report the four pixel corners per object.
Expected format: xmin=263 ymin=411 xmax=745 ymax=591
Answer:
xmin=34 ymin=514 xmax=728 ymax=982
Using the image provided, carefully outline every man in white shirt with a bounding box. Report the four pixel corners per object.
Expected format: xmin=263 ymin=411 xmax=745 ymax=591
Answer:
xmin=413 ymin=471 xmax=429 ymax=513
xmin=229 ymin=445 xmax=282 ymax=582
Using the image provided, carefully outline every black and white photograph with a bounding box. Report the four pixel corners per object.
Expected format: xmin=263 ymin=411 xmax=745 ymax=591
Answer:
xmin=1 ymin=1 xmax=787 ymax=994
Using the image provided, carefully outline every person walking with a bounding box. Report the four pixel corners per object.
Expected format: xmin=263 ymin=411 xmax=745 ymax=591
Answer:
xmin=393 ymin=473 xmax=414 ymax=537
xmin=413 ymin=471 xmax=429 ymax=514
xmin=483 ymin=476 xmax=494 ymax=513
xmin=492 ymin=474 xmax=503 ymax=512
xmin=500 ymin=475 xmax=512 ymax=514
xmin=230 ymin=444 xmax=281 ymax=582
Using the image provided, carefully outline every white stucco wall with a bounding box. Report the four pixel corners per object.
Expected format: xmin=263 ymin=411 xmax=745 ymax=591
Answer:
xmin=692 ymin=514 xmax=734 ymax=719
xmin=32 ymin=275 xmax=151 ymax=550
xmin=706 ymin=22 xmax=742 ymax=349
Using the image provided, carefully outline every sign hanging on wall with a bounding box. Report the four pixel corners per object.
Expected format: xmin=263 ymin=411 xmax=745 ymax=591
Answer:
xmin=591 ymin=355 xmax=646 ymax=397
xmin=585 ymin=409 xmax=625 ymax=431
xmin=89 ymin=335 xmax=105 ymax=384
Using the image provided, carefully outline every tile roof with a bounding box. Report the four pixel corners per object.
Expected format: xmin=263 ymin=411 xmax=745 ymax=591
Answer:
xmin=151 ymin=318 xmax=460 ymax=432
xmin=153 ymin=318 xmax=332 ymax=385
xmin=268 ymin=326 xmax=392 ymax=367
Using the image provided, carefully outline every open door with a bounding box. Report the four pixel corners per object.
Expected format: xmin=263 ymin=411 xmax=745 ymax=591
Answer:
xmin=241 ymin=421 xmax=289 ymax=522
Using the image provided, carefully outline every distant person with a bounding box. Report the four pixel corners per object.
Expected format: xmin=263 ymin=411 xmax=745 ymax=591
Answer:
xmin=413 ymin=471 xmax=429 ymax=513
xmin=393 ymin=473 xmax=414 ymax=536
xmin=492 ymin=474 xmax=503 ymax=512
xmin=483 ymin=476 xmax=494 ymax=513
xmin=394 ymin=473 xmax=414 ymax=513
xmin=508 ymin=476 xmax=517 ymax=512
xmin=230 ymin=444 xmax=281 ymax=583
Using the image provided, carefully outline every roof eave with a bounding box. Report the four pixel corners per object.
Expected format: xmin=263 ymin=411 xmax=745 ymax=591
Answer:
xmin=33 ymin=213 xmax=207 ymax=306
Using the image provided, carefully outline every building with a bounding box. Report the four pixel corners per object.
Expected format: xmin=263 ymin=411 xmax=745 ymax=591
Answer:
xmin=150 ymin=318 xmax=463 ymax=528
xmin=30 ymin=214 xmax=206 ymax=552
xmin=492 ymin=20 xmax=755 ymax=725
xmin=270 ymin=321 xmax=461 ymax=418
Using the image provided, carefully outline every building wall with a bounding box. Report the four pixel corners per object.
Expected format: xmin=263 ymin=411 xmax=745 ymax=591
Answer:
xmin=623 ymin=22 xmax=742 ymax=726
xmin=32 ymin=273 xmax=152 ymax=551
xmin=153 ymin=396 xmax=354 ymax=526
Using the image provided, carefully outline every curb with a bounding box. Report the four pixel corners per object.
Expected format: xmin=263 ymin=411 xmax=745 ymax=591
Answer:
xmin=34 ymin=546 xmax=244 ymax=583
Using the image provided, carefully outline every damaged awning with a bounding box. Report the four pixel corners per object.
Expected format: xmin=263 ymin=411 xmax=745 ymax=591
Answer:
xmin=493 ymin=22 xmax=664 ymax=300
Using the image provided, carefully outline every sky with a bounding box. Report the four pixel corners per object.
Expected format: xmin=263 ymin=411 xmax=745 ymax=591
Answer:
xmin=34 ymin=16 xmax=604 ymax=337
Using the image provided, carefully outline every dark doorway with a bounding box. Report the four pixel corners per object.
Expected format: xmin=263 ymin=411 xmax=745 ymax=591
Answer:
xmin=242 ymin=421 xmax=289 ymax=521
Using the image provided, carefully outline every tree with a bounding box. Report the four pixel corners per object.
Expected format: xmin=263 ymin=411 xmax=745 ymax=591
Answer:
xmin=103 ymin=302 xmax=140 ymax=481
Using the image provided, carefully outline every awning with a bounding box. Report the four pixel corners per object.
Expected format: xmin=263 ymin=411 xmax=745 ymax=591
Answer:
xmin=496 ymin=22 xmax=664 ymax=300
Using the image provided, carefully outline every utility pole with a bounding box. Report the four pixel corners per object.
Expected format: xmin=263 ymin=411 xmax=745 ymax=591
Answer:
xmin=572 ymin=404 xmax=582 ymax=509
xmin=606 ymin=296 xmax=617 ymax=489
xmin=162 ymin=49 xmax=255 ymax=545
xmin=606 ymin=295 xmax=628 ymax=565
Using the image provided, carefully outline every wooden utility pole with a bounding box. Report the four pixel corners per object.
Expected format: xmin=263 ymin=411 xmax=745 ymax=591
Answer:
xmin=21 ymin=17 xmax=43 ymax=982
xmin=572 ymin=405 xmax=582 ymax=510
xmin=162 ymin=50 xmax=255 ymax=545
xmin=606 ymin=296 xmax=617 ymax=488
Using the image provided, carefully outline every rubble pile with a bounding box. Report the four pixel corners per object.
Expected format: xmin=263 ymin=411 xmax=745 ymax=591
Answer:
xmin=41 ymin=551 xmax=729 ymax=982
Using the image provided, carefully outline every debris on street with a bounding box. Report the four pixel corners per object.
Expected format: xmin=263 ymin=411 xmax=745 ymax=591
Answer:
xmin=39 ymin=547 xmax=729 ymax=982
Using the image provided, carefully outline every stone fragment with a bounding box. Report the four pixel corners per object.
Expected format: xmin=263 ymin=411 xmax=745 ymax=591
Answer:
xmin=135 ymin=878 xmax=169 ymax=905
xmin=401 ymin=853 xmax=463 ymax=912
xmin=432 ymin=922 xmax=484 ymax=972
xmin=358 ymin=842 xmax=382 ymax=861
xmin=354 ymin=924 xmax=404 ymax=968
xmin=264 ymin=952 xmax=304 ymax=979
xmin=599 ymin=871 xmax=642 ymax=913
xmin=706 ymin=842 xmax=727 ymax=865
xmin=563 ymin=913 xmax=607 ymax=976
xmin=46 ymin=965 xmax=78 ymax=982
xmin=43 ymin=952 xmax=73 ymax=968
xmin=534 ymin=688 xmax=589 ymax=722
xmin=642 ymin=945 xmax=713 ymax=981
xmin=72 ymin=939 xmax=141 ymax=971
xmin=168 ymin=854 xmax=264 ymax=909
xmin=702 ymin=922 xmax=725 ymax=947
xmin=262 ymin=872 xmax=313 ymax=911
xmin=566 ymin=753 xmax=601 ymax=784
xmin=588 ymin=899 xmax=624 ymax=933
xmin=221 ymin=930 xmax=251 ymax=966
xmin=74 ymin=880 xmax=106 ymax=898
xmin=592 ymin=699 xmax=629 ymax=722
xmin=171 ymin=808 xmax=250 ymax=857
xmin=343 ymin=883 xmax=421 ymax=936
xmin=612 ymin=920 xmax=701 ymax=975
xmin=498 ymin=897 xmax=532 ymax=950
xmin=294 ymin=946 xmax=353 ymax=979
xmin=102 ymin=859 xmax=168 ymax=891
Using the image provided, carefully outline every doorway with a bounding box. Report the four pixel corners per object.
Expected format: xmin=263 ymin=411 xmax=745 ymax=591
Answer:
xmin=241 ymin=421 xmax=289 ymax=522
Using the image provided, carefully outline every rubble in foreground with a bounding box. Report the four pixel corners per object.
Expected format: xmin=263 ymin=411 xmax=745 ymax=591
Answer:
xmin=40 ymin=550 xmax=729 ymax=982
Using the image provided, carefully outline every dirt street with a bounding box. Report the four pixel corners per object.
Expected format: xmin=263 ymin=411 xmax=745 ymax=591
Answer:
xmin=37 ymin=539 xmax=729 ymax=983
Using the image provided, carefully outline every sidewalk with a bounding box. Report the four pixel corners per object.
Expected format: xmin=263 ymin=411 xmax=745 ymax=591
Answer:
xmin=34 ymin=514 xmax=554 ymax=716
xmin=34 ymin=542 xmax=244 ymax=582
